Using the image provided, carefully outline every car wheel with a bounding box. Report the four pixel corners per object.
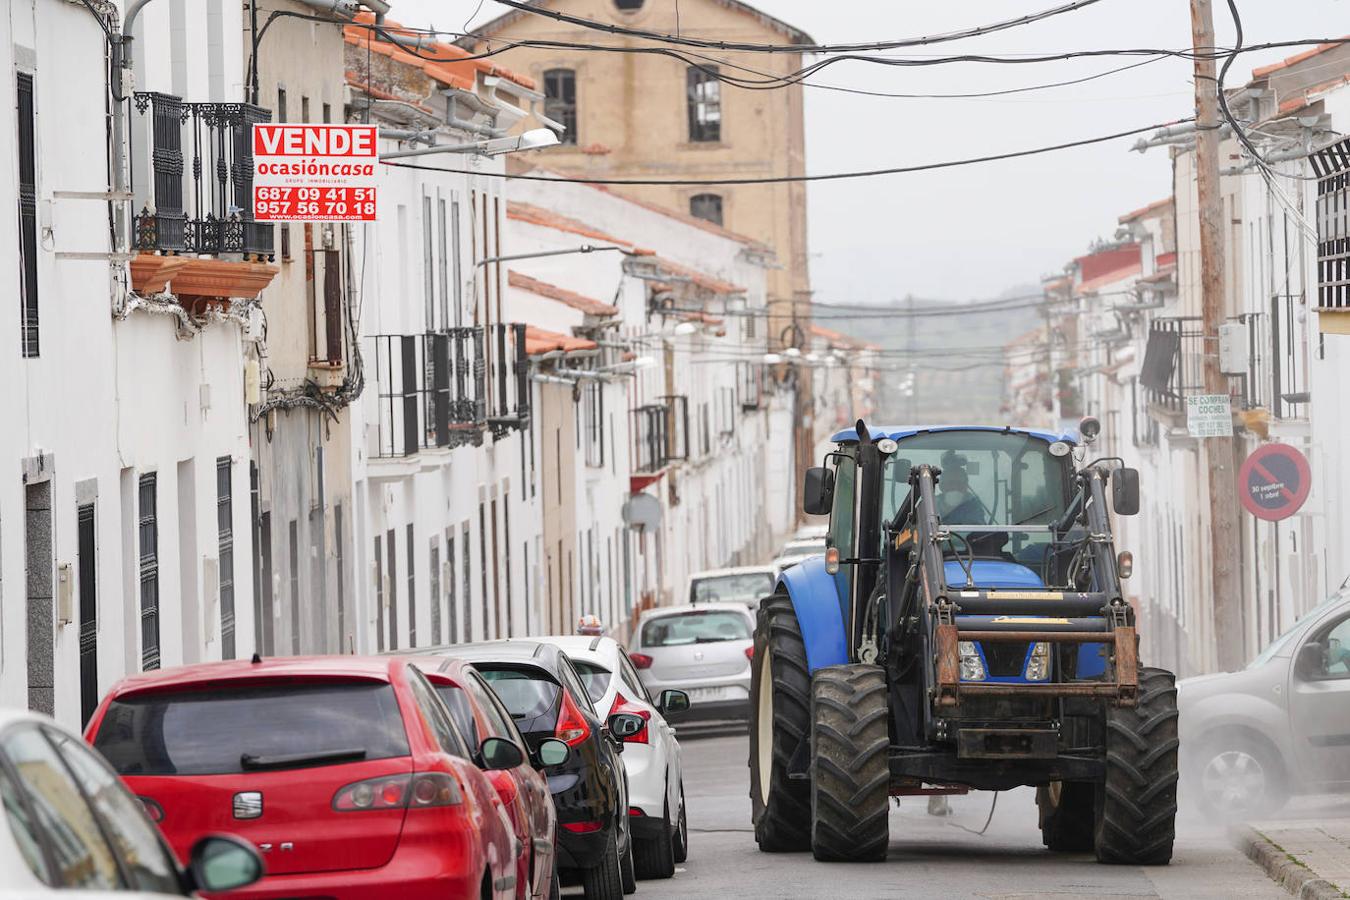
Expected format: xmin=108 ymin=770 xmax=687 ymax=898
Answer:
xmin=580 ymin=830 xmax=624 ymax=900
xmin=672 ymin=784 xmax=689 ymax=864
xmin=619 ymin=825 xmax=637 ymax=894
xmin=633 ymin=800 xmax=676 ymax=879
xmin=1194 ymin=736 xmax=1286 ymax=821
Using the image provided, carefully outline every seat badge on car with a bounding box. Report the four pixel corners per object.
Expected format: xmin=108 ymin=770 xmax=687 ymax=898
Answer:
xmin=233 ymin=791 xmax=263 ymax=819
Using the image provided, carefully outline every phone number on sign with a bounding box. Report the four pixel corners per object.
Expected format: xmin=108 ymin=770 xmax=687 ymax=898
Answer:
xmin=253 ymin=187 xmax=377 ymax=221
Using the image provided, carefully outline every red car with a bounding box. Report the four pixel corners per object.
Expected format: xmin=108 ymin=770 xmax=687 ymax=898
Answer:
xmin=84 ymin=655 xmax=523 ymax=900
xmin=412 ymin=657 xmax=565 ymax=900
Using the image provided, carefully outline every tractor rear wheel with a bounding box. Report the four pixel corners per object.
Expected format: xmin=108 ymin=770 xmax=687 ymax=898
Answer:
xmin=809 ymin=664 xmax=890 ymax=863
xmin=749 ymin=593 xmax=812 ymax=852
xmin=1036 ymin=781 xmax=1095 ymax=852
xmin=1094 ymin=666 xmax=1180 ymax=865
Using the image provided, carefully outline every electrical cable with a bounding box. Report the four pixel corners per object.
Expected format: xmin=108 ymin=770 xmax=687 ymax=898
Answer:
xmin=382 ymin=118 xmax=1202 ymax=186
xmin=947 ymin=792 xmax=1000 ymax=836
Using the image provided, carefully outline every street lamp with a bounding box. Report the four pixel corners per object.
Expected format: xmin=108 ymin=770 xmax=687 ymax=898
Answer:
xmin=380 ymin=128 xmax=560 ymax=161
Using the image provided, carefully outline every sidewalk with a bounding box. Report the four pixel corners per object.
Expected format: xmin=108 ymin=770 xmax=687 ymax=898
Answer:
xmin=1235 ymin=815 xmax=1350 ymax=899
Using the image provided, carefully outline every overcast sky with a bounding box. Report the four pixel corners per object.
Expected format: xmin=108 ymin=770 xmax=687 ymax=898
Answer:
xmin=384 ymin=0 xmax=1344 ymax=304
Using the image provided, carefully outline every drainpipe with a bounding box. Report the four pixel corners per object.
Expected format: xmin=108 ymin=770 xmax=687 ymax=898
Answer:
xmin=107 ymin=0 xmax=156 ymax=256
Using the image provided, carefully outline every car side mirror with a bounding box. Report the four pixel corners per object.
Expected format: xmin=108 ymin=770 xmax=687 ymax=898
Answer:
xmin=1295 ymin=641 xmax=1326 ymax=679
xmin=479 ymin=737 xmax=526 ymax=771
xmin=657 ymin=689 xmax=690 ymax=716
xmin=803 ymin=466 xmax=834 ymax=516
xmin=607 ymin=712 xmax=645 ymax=740
xmin=535 ymin=738 xmax=570 ymax=769
xmin=186 ymin=835 xmax=264 ymax=893
xmin=1112 ymin=467 xmax=1140 ymax=516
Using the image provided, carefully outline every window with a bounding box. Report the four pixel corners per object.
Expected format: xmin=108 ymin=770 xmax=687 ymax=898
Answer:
xmin=2 ymin=726 xmax=120 ymax=888
xmin=277 ymin=86 xmax=287 ymax=122
xmin=48 ymin=728 xmax=181 ymax=893
xmin=435 ymin=682 xmax=480 ymax=748
xmin=279 ymin=222 xmax=292 ymax=260
xmin=386 ymin=528 xmax=398 ymax=651
xmin=406 ymin=524 xmax=417 ymax=648
xmin=77 ymin=504 xmax=98 ymax=727
xmin=429 ymin=540 xmax=441 ymax=645
xmin=479 ymin=502 xmax=489 ymax=639
xmin=640 ymin=609 xmax=752 ymax=647
xmin=476 ymin=667 xmax=562 ymax=734
xmin=543 ymin=69 xmax=577 ymax=145
xmin=689 ymin=193 xmax=723 ymax=227
xmin=374 ymin=534 xmax=384 ymax=653
xmin=451 ymin=197 xmax=463 ymax=326
xmin=335 ymin=503 xmax=346 ymax=649
xmin=461 ymin=521 xmax=472 ymax=639
xmin=583 ymin=382 xmax=605 ymax=468
xmin=422 ymin=194 xmax=434 ymax=329
xmin=617 ymin=654 xmax=652 ymax=704
xmin=17 ymin=72 xmax=39 ymax=357
xmin=0 ymin=760 xmax=49 ymax=884
xmin=408 ymin=670 xmax=468 ymax=758
xmin=1313 ymin=136 xmax=1350 ymax=310
xmin=446 ymin=527 xmax=458 ymax=643
xmin=137 ymin=475 xmax=160 ymax=671
xmin=216 ymin=458 xmax=235 ymax=660
xmin=687 ymin=66 xmax=721 ymax=143
xmin=322 ymin=102 xmax=331 ymax=124
xmin=300 ymin=95 xmax=309 ymax=123
xmin=92 ymin=683 xmax=409 ymax=775
xmin=466 ymin=671 xmax=525 ymax=742
xmin=571 ymin=660 xmax=612 ymax=705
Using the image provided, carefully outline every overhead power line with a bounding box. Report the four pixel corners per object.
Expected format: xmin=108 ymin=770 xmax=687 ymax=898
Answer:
xmin=487 ymin=0 xmax=1109 ymax=54
xmin=383 ymin=118 xmax=1201 ymax=186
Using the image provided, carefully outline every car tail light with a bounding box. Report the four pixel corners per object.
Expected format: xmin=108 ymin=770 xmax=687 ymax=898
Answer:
xmin=555 ymin=689 xmax=592 ymax=747
xmin=138 ymin=796 xmax=164 ymax=823
xmin=744 ymin=646 xmax=755 ymax=660
xmin=332 ymin=773 xmax=462 ymax=811
xmin=606 ymin=693 xmax=650 ymax=744
xmin=561 ymin=820 xmax=603 ymax=834
xmin=629 ymin=653 xmax=653 ymax=670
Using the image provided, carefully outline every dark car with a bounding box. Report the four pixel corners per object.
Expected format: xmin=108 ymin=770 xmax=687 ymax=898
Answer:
xmin=415 ymin=641 xmax=641 ymax=900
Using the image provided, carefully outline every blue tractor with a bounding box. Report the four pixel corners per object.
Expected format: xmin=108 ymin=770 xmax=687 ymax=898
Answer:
xmin=749 ymin=420 xmax=1178 ymax=865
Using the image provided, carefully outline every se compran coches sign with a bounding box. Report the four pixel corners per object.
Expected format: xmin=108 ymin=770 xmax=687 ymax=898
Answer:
xmin=252 ymin=124 xmax=379 ymax=222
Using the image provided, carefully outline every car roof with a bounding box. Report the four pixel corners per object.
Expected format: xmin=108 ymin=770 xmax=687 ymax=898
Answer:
xmin=0 ymin=708 xmax=60 ymax=732
xmin=689 ymin=566 xmax=777 ymax=579
xmin=105 ymin=655 xmax=399 ymax=696
xmin=829 ymin=424 xmax=1077 ymax=444
xmin=405 ymin=655 xmax=475 ymax=681
xmin=416 ymin=639 xmax=567 ymax=672
xmin=639 ymin=602 xmax=755 ymax=621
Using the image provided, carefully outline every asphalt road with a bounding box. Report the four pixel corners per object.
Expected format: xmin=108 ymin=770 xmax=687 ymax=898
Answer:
xmin=615 ymin=732 xmax=1287 ymax=900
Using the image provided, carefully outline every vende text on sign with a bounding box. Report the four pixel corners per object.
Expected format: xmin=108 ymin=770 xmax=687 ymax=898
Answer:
xmin=252 ymin=124 xmax=379 ymax=222
xmin=1185 ymin=393 xmax=1232 ymax=438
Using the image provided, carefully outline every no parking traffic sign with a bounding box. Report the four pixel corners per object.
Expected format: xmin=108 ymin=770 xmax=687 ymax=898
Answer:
xmin=1238 ymin=443 xmax=1311 ymax=521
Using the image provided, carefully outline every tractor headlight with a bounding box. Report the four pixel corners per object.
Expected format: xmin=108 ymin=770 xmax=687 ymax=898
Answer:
xmin=958 ymin=641 xmax=986 ymax=681
xmin=1024 ymin=642 xmax=1052 ymax=682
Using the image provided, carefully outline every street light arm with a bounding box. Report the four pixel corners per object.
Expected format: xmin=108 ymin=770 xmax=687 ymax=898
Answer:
xmin=474 ymin=245 xmax=629 ymax=268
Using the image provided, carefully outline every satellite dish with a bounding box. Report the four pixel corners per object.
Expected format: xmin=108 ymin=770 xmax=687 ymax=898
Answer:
xmin=622 ymin=492 xmax=662 ymax=529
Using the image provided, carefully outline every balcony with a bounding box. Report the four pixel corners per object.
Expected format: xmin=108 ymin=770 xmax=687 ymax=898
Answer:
xmin=1139 ymin=316 xmax=1204 ymax=413
xmin=632 ymin=396 xmax=690 ymax=475
xmin=370 ymin=328 xmax=486 ymax=459
xmin=486 ymin=323 xmax=531 ymax=439
xmin=132 ymin=93 xmax=273 ymax=259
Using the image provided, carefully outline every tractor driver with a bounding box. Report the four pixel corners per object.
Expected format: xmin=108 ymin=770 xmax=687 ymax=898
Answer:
xmin=936 ymin=465 xmax=988 ymax=525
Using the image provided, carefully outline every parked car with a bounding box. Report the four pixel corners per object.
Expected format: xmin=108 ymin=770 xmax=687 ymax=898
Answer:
xmin=427 ymin=641 xmax=642 ymax=900
xmin=629 ymin=603 xmax=755 ymax=723
xmin=771 ymin=551 xmax=819 ymax=575
xmin=85 ymin=656 xmax=521 ymax=900
xmin=776 ymin=537 xmax=823 ymax=558
xmin=535 ymin=635 xmax=690 ymax=879
xmin=792 ymin=523 xmax=828 ymax=541
xmin=1180 ymin=585 xmax=1350 ymax=819
xmin=409 ymin=656 xmax=566 ymax=900
xmin=0 ymin=708 xmax=262 ymax=898
xmin=685 ymin=566 xmax=776 ymax=609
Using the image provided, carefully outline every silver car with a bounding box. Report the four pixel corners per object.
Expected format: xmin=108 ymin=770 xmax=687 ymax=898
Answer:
xmin=1179 ymin=585 xmax=1350 ymax=818
xmin=630 ymin=603 xmax=755 ymax=722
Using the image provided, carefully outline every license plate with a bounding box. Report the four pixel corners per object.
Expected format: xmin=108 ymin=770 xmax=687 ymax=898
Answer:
xmin=687 ymin=686 xmax=730 ymax=702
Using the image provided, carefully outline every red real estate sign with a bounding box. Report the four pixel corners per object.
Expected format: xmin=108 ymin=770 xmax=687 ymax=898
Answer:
xmin=1238 ymin=443 xmax=1311 ymax=521
xmin=252 ymin=124 xmax=379 ymax=222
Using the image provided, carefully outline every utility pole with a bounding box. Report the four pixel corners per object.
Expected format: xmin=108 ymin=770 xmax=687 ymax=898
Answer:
xmin=1190 ymin=0 xmax=1244 ymax=670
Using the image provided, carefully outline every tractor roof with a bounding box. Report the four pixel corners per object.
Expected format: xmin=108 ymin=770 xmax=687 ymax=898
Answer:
xmin=829 ymin=425 xmax=1078 ymax=445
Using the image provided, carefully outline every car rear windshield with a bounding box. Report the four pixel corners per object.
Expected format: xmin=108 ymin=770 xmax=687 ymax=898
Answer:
xmin=475 ymin=667 xmax=561 ymax=735
xmin=641 ymin=610 xmax=752 ymax=647
xmin=570 ymin=661 xmax=612 ymax=705
xmin=690 ymin=573 xmax=773 ymax=605
xmin=92 ymin=681 xmax=410 ymax=776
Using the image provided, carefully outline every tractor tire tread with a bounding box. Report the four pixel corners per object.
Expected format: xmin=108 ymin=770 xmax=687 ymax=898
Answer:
xmin=750 ymin=594 xmax=812 ymax=852
xmin=809 ymin=664 xmax=890 ymax=863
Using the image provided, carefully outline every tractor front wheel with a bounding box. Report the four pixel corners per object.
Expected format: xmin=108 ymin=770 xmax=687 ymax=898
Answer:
xmin=1094 ymin=666 xmax=1180 ymax=865
xmin=809 ymin=664 xmax=890 ymax=863
xmin=749 ymin=593 xmax=812 ymax=852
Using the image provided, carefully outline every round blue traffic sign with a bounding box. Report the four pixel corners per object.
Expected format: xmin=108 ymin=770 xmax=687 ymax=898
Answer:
xmin=1238 ymin=443 xmax=1311 ymax=522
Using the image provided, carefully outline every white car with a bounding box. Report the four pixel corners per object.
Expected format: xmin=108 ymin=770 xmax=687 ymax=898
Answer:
xmin=535 ymin=636 xmax=690 ymax=880
xmin=0 ymin=708 xmax=262 ymax=899
xmin=685 ymin=566 xmax=777 ymax=608
xmin=777 ymin=537 xmax=824 ymax=558
xmin=772 ymin=550 xmax=820 ymax=575
xmin=792 ymin=523 xmax=828 ymax=541
xmin=630 ymin=603 xmax=756 ymax=724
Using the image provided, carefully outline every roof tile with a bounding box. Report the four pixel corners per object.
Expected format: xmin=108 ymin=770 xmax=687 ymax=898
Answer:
xmin=509 ymin=270 xmax=618 ymax=317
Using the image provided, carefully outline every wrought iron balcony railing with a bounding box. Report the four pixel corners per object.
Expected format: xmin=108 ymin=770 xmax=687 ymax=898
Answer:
xmin=1139 ymin=316 xmax=1204 ymax=412
xmin=371 ymin=327 xmax=486 ymax=459
xmin=132 ymin=93 xmax=273 ymax=258
xmin=486 ymin=323 xmax=531 ymax=439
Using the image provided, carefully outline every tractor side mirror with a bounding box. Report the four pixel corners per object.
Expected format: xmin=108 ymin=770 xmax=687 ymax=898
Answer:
xmin=1112 ymin=467 xmax=1140 ymax=516
xmin=803 ymin=467 xmax=834 ymax=516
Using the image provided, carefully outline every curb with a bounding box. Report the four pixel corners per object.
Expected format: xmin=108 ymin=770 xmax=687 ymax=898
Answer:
xmin=1233 ymin=825 xmax=1347 ymax=900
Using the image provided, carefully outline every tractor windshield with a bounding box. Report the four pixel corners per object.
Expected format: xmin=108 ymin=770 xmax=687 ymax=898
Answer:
xmin=881 ymin=431 xmax=1072 ymax=554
